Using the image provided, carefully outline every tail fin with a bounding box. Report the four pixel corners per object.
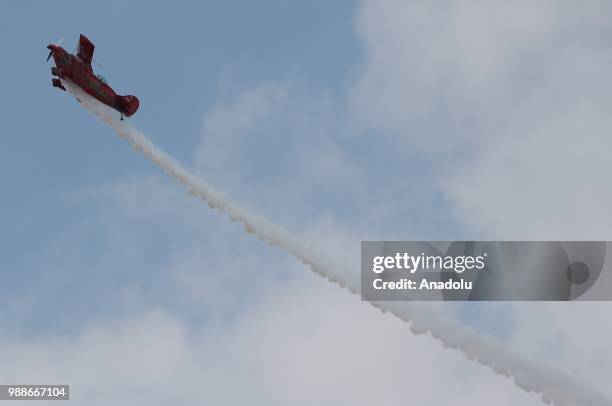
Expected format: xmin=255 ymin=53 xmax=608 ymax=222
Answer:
xmin=115 ymin=95 xmax=140 ymax=117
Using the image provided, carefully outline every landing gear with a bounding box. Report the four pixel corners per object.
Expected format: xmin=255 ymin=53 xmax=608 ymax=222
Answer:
xmin=51 ymin=67 xmax=66 ymax=91
xmin=52 ymin=78 xmax=66 ymax=91
xmin=120 ymin=115 xmax=124 ymax=121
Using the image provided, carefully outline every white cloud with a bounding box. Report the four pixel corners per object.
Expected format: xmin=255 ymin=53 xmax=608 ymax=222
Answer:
xmin=347 ymin=0 xmax=612 ymax=401
xmin=0 ymin=277 xmax=548 ymax=406
xmin=350 ymin=0 xmax=612 ymax=238
xmin=194 ymin=82 xmax=365 ymax=232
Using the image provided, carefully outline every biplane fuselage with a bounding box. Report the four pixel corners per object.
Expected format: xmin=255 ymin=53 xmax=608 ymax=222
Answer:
xmin=47 ymin=34 xmax=139 ymax=118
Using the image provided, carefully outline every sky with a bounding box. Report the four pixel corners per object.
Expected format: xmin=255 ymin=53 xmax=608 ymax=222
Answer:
xmin=1 ymin=0 xmax=612 ymax=405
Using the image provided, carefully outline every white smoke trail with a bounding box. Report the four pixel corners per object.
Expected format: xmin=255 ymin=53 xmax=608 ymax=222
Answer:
xmin=62 ymin=79 xmax=610 ymax=406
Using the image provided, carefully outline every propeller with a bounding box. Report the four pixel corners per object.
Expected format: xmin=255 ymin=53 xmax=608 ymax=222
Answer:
xmin=46 ymin=37 xmax=64 ymax=62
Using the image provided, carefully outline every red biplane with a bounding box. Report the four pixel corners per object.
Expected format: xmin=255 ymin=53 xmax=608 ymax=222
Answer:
xmin=47 ymin=34 xmax=139 ymax=120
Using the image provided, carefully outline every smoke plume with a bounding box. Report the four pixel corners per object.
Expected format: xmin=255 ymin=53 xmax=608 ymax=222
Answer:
xmin=61 ymin=79 xmax=610 ymax=406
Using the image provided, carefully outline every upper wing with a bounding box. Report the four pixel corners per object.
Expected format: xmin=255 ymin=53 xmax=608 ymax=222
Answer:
xmin=77 ymin=34 xmax=95 ymax=65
